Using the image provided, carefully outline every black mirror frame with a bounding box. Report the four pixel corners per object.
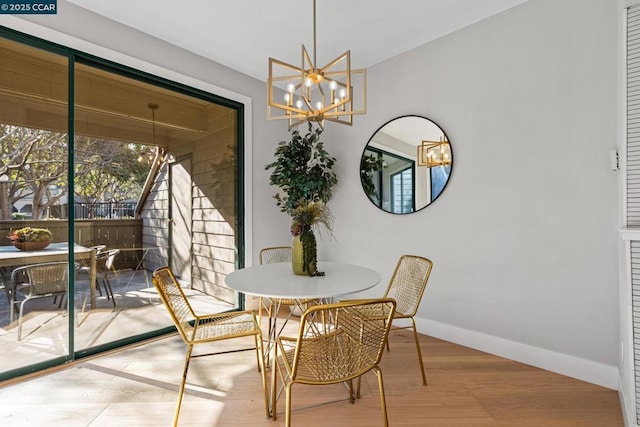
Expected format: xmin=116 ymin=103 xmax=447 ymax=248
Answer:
xmin=360 ymin=114 xmax=453 ymax=214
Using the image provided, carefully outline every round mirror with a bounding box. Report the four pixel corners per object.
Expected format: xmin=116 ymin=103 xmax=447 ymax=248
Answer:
xmin=360 ymin=115 xmax=452 ymax=214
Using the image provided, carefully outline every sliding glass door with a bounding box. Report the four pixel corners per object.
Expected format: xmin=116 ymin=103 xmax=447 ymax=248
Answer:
xmin=0 ymin=30 xmax=243 ymax=380
xmin=0 ymin=36 xmax=71 ymax=375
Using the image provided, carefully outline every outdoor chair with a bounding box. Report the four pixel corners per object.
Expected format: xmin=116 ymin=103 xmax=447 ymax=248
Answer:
xmin=88 ymin=244 xmax=107 ymax=254
xmin=151 ymin=266 xmax=269 ymax=426
xmin=77 ymin=244 xmax=106 ymax=276
xmin=9 ymin=261 xmax=72 ymax=341
xmin=272 ymin=298 xmax=396 ymax=427
xmin=78 ymin=248 xmax=119 ymax=307
xmin=96 ymin=248 xmax=119 ymax=306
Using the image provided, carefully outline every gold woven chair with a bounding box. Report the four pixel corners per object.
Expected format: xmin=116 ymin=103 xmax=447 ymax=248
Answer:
xmin=259 ymin=246 xmax=317 ymax=308
xmin=383 ymin=254 xmax=433 ymax=385
xmin=259 ymin=247 xmax=315 ymax=363
xmin=259 ymin=246 xmax=292 ymax=264
xmin=151 ymin=267 xmax=269 ymax=426
xmin=259 ymin=247 xmax=294 ymax=309
xmin=272 ymin=298 xmax=396 ymax=427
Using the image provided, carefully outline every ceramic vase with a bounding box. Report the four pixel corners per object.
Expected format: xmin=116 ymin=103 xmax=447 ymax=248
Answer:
xmin=292 ymin=229 xmax=317 ymax=275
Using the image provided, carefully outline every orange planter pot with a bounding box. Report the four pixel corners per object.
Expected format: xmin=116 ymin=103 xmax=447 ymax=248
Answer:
xmin=13 ymin=240 xmax=51 ymax=251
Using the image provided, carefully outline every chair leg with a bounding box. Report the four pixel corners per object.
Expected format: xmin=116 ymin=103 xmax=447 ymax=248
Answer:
xmin=3 ymin=279 xmax=12 ymax=311
xmin=385 ymin=318 xmax=391 ymax=351
xmin=410 ymin=317 xmax=427 ymax=386
xmin=104 ymin=278 xmax=116 ymax=307
xmin=9 ymin=293 xmax=16 ymax=322
xmin=17 ymin=299 xmax=28 ymax=341
xmin=265 ymin=307 xmax=273 ymax=367
xmin=271 ymin=350 xmax=279 ymax=420
xmin=258 ymin=297 xmax=265 ymax=329
xmin=254 ymin=328 xmax=262 ymax=372
xmin=57 ymin=294 xmax=67 ymax=309
xmin=285 ymin=381 xmax=293 ymax=427
xmin=173 ymin=344 xmax=193 ymax=427
xmin=373 ymin=367 xmax=389 ymax=427
xmin=254 ymin=332 xmax=270 ymax=419
xmin=265 ymin=300 xmax=279 ymax=368
xmin=99 ymin=278 xmax=116 ymax=307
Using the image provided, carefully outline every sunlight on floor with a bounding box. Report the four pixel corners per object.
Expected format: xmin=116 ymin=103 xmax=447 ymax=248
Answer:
xmin=0 ymin=269 xmax=234 ymax=374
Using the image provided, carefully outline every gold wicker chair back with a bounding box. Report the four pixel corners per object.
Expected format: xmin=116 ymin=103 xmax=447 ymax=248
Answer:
xmin=272 ymin=298 xmax=396 ymax=427
xmin=384 ymin=254 xmax=433 ymax=317
xmin=260 ymin=246 xmax=292 ymax=264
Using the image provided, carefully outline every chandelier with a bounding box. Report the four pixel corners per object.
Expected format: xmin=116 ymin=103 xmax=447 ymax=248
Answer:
xmin=417 ymin=137 xmax=452 ymax=168
xmin=268 ymin=0 xmax=366 ymax=130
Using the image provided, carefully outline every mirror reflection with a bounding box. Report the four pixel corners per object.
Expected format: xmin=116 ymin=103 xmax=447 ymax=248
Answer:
xmin=360 ymin=115 xmax=452 ymax=214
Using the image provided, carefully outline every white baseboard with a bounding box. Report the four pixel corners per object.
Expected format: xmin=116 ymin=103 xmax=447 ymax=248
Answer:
xmin=417 ymin=317 xmax=619 ymax=390
xmin=619 ymin=371 xmax=638 ymax=427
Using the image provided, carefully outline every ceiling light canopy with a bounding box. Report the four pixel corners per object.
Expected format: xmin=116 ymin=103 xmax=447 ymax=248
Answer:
xmin=268 ymin=0 xmax=366 ymax=130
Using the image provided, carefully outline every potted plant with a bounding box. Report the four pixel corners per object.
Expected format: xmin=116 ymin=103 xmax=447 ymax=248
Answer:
xmin=360 ymin=153 xmax=385 ymax=203
xmin=8 ymin=227 xmax=53 ymax=251
xmin=289 ymin=200 xmax=333 ymax=275
xmin=265 ymin=124 xmax=337 ymax=276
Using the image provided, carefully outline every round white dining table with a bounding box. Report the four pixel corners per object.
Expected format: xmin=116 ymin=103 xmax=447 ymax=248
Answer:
xmin=225 ymin=261 xmax=381 ymax=417
xmin=224 ymin=261 xmax=382 ymax=300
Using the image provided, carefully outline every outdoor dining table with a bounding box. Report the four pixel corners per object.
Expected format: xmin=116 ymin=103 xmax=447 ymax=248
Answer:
xmin=224 ymin=260 xmax=381 ymax=417
xmin=0 ymin=242 xmax=97 ymax=308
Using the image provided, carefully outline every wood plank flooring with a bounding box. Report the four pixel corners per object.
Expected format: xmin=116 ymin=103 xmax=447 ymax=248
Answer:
xmin=0 ymin=326 xmax=624 ymax=426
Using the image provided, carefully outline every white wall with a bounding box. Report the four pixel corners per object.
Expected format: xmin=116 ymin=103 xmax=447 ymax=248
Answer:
xmin=321 ymin=0 xmax=620 ymax=389
xmin=3 ymin=0 xmax=622 ymax=393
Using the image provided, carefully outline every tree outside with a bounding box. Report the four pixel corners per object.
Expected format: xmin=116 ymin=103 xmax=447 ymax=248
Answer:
xmin=0 ymin=124 xmax=156 ymax=220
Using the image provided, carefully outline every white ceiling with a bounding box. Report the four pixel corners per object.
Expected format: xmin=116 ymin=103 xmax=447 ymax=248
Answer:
xmin=66 ymin=0 xmax=529 ymax=82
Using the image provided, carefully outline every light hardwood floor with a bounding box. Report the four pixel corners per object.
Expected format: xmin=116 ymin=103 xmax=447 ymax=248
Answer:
xmin=0 ymin=326 xmax=624 ymax=426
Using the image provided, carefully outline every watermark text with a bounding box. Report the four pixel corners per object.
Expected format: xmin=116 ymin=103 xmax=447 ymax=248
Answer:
xmin=0 ymin=0 xmax=57 ymax=14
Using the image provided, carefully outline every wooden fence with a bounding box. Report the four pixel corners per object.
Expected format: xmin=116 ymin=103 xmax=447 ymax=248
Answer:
xmin=0 ymin=219 xmax=144 ymax=270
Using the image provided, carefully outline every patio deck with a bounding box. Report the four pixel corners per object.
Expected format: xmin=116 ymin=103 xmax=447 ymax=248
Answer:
xmin=0 ymin=268 xmax=234 ymax=374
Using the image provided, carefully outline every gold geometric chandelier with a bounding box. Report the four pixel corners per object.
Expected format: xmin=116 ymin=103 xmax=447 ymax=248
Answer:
xmin=268 ymin=0 xmax=366 ymax=130
xmin=417 ymin=137 xmax=452 ymax=168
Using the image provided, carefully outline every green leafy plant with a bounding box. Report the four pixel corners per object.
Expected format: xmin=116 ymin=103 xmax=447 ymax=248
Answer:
xmin=8 ymin=227 xmax=52 ymax=242
xmin=265 ymin=123 xmax=338 ymax=217
xmin=360 ymin=153 xmax=385 ymax=199
xmin=266 ymin=124 xmax=337 ymax=277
